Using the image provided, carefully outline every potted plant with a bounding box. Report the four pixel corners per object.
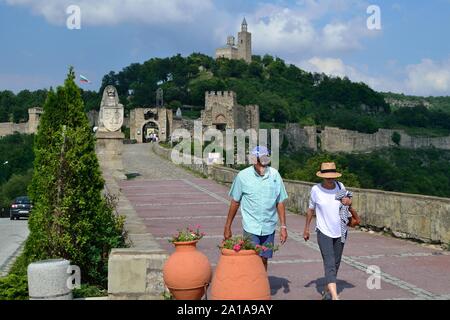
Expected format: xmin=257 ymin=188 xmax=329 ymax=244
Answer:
xmin=162 ymin=225 xmax=212 ymax=300
xmin=210 ymin=235 xmax=278 ymax=300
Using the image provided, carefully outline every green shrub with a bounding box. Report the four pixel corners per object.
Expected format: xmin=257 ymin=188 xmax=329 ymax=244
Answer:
xmin=22 ymin=68 xmax=126 ymax=288
xmin=73 ymin=284 xmax=107 ymax=299
xmin=0 ymin=274 xmax=28 ymax=300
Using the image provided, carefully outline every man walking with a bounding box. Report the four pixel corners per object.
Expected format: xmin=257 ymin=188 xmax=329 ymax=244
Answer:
xmin=224 ymin=146 xmax=288 ymax=271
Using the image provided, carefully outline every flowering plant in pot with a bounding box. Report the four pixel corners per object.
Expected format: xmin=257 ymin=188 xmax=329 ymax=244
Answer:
xmin=168 ymin=225 xmax=205 ymax=243
xmin=211 ymin=235 xmax=278 ymax=300
xmin=163 ymin=225 xmax=211 ymax=300
xmin=219 ymin=235 xmax=279 ymax=254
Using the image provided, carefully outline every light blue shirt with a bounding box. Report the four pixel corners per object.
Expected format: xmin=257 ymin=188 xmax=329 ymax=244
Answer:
xmin=229 ymin=166 xmax=288 ymax=236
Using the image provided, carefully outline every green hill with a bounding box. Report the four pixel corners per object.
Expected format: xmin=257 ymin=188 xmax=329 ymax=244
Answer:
xmin=2 ymin=53 xmax=450 ymax=136
xmin=98 ymin=53 xmax=450 ymax=136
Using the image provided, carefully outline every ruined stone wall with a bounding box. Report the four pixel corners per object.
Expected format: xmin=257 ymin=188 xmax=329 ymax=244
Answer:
xmin=320 ymin=127 xmax=450 ymax=153
xmin=0 ymin=108 xmax=43 ymax=137
xmin=0 ymin=122 xmax=28 ymax=137
xmin=283 ymin=124 xmax=317 ymax=151
xmin=172 ymin=118 xmax=195 ymax=135
xmin=283 ymin=124 xmax=450 ymax=153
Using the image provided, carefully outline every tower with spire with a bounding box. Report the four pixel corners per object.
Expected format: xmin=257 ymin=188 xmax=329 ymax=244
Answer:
xmin=215 ymin=18 xmax=252 ymax=63
xmin=237 ymin=18 xmax=252 ymax=63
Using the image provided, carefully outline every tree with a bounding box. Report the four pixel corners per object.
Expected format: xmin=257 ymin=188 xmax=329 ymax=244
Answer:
xmin=24 ymin=67 xmax=124 ymax=286
xmin=392 ymin=131 xmax=401 ymax=146
xmin=0 ymin=169 xmax=33 ymax=209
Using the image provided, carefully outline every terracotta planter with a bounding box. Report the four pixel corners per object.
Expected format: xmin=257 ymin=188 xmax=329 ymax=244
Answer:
xmin=163 ymin=240 xmax=212 ymax=300
xmin=210 ymin=249 xmax=271 ymax=300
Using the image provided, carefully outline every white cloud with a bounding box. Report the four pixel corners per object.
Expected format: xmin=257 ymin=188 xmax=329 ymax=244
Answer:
xmin=5 ymin=0 xmax=377 ymax=56
xmin=299 ymin=56 xmax=450 ymax=96
xmin=247 ymin=2 xmax=376 ymax=56
xmin=405 ymin=59 xmax=450 ymax=96
xmin=249 ymin=7 xmax=316 ymax=54
xmin=301 ymin=57 xmax=347 ymax=76
xmin=4 ymin=0 xmax=214 ymax=25
xmin=298 ymin=56 xmax=403 ymax=93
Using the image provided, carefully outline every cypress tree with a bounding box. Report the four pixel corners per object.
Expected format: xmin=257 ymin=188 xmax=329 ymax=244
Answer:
xmin=24 ymin=67 xmax=124 ymax=285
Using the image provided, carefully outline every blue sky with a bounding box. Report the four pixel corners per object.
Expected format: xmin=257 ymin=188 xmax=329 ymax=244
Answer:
xmin=0 ymin=0 xmax=449 ymax=96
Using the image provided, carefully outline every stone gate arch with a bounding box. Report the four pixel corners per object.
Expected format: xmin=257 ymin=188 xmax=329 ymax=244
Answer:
xmin=142 ymin=120 xmax=159 ymax=143
xmin=130 ymin=108 xmax=173 ymax=143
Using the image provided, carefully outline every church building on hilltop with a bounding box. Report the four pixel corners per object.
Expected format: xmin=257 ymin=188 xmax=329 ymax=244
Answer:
xmin=215 ymin=18 xmax=252 ymax=63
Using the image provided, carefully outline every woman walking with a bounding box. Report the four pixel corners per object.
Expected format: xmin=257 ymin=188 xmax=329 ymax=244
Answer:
xmin=303 ymin=162 xmax=360 ymax=300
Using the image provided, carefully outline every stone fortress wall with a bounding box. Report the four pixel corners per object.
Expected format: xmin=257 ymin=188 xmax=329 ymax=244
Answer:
xmin=0 ymin=107 xmax=43 ymax=137
xmin=283 ymin=124 xmax=450 ymax=153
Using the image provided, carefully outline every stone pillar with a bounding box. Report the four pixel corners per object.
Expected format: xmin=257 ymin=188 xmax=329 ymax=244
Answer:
xmin=28 ymin=259 xmax=73 ymax=300
xmin=95 ymin=131 xmax=126 ymax=180
xmin=108 ymin=248 xmax=168 ymax=300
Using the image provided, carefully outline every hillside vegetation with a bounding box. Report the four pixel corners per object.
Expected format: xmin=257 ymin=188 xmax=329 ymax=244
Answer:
xmin=383 ymin=92 xmax=450 ymax=114
xmin=2 ymin=54 xmax=450 ymax=136
xmin=280 ymin=147 xmax=450 ymax=198
xmin=99 ymin=53 xmax=450 ymax=135
xmin=0 ymin=133 xmax=34 ymax=210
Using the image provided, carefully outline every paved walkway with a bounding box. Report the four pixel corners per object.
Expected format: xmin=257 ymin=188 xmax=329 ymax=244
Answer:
xmin=120 ymin=143 xmax=450 ymax=300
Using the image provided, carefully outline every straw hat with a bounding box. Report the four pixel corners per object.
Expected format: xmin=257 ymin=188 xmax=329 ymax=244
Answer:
xmin=316 ymin=162 xmax=342 ymax=179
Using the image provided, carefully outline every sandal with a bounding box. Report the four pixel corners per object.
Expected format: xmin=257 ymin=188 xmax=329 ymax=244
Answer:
xmin=321 ymin=291 xmax=331 ymax=300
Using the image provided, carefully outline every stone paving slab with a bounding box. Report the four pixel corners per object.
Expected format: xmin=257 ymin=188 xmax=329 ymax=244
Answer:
xmin=356 ymin=255 xmax=450 ymax=296
xmin=118 ymin=144 xmax=450 ymax=300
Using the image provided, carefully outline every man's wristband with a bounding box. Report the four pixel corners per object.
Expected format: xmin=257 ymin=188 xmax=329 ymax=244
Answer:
xmin=280 ymin=225 xmax=287 ymax=230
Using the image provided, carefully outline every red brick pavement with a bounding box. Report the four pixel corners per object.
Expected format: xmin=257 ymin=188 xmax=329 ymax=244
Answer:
xmin=119 ymin=177 xmax=450 ymax=300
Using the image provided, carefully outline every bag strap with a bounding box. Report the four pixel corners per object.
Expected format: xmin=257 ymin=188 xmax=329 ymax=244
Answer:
xmin=336 ymin=181 xmax=342 ymax=190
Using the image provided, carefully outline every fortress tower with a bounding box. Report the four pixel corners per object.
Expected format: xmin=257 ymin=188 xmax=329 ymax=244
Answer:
xmin=237 ymin=18 xmax=252 ymax=63
xmin=215 ymin=18 xmax=252 ymax=63
xmin=201 ymin=91 xmax=259 ymax=131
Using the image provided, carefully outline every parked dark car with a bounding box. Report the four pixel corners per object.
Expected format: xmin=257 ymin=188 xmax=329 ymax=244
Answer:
xmin=10 ymin=196 xmax=33 ymax=220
